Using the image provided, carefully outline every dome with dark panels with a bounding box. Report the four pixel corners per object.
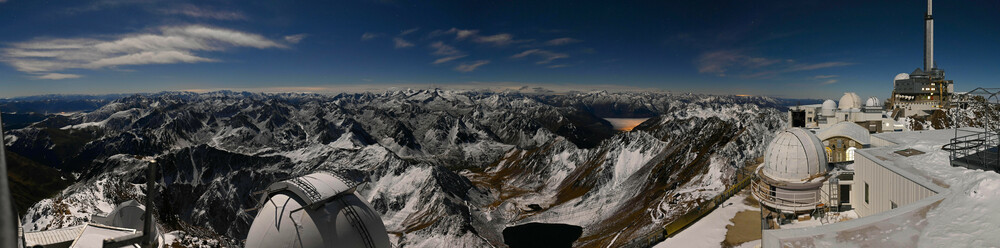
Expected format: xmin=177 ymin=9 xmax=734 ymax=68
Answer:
xmin=821 ymin=99 xmax=837 ymax=116
xmin=894 ymin=73 xmax=910 ymax=81
xmin=838 ymin=92 xmax=862 ymax=110
xmin=762 ymin=128 xmax=828 ymax=181
xmin=245 ymin=171 xmax=391 ymax=248
xmin=865 ymin=96 xmax=881 ymax=108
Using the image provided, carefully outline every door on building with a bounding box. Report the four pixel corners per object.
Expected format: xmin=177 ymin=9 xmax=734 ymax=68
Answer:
xmin=791 ymin=110 xmax=805 ymax=127
xmin=840 ymin=184 xmax=851 ymax=209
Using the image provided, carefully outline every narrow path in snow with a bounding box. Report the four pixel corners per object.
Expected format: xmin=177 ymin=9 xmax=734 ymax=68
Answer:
xmin=653 ymin=192 xmax=757 ymax=248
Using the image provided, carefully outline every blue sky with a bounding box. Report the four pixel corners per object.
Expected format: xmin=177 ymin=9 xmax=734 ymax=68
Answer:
xmin=1 ymin=0 xmax=998 ymax=99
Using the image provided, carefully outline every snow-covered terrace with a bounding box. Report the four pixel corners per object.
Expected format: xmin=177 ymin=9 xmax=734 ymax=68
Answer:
xmin=763 ymin=128 xmax=1000 ymax=247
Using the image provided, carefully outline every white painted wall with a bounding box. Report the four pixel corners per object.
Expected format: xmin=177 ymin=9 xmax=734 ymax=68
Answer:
xmin=852 ymin=152 xmax=937 ymax=217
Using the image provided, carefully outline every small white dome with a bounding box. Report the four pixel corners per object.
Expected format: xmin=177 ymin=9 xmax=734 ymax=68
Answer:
xmin=865 ymin=96 xmax=881 ymax=108
xmin=762 ymin=128 xmax=828 ymax=181
xmin=245 ymin=171 xmax=391 ymax=248
xmin=838 ymin=92 xmax=862 ymax=110
xmin=821 ymin=100 xmax=837 ymax=116
xmin=894 ymin=73 xmax=910 ymax=81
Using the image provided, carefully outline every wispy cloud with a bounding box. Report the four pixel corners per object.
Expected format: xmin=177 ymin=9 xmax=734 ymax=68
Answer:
xmin=454 ymin=60 xmax=489 ymax=72
xmin=429 ymin=41 xmax=461 ymax=56
xmin=2 ymin=25 xmax=288 ymax=79
xmin=814 ymin=75 xmax=838 ymax=79
xmin=427 ymin=41 xmax=468 ymax=64
xmin=787 ymin=62 xmax=852 ymax=72
xmin=432 ymin=28 xmax=527 ymax=46
xmin=361 ymin=32 xmax=382 ymax=41
xmin=284 ymin=34 xmax=308 ymax=44
xmin=696 ymin=50 xmax=852 ymax=78
xmin=36 ymin=73 xmax=82 ymax=80
xmin=547 ymin=64 xmax=569 ymax=68
xmin=820 ymin=79 xmax=838 ymax=85
xmin=511 ymin=49 xmax=569 ymax=64
xmin=433 ymin=55 xmax=467 ymax=64
xmin=544 ymin=37 xmax=581 ymax=46
xmin=399 ymin=27 xmax=420 ymax=36
xmin=160 ymin=4 xmax=246 ymax=20
xmin=474 ymin=33 xmax=517 ymax=46
xmin=393 ymin=37 xmax=414 ymax=48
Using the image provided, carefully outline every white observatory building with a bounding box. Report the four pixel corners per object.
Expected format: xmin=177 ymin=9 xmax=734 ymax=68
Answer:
xmin=788 ymin=92 xmax=905 ymax=133
xmin=752 ymin=128 xmax=829 ymax=213
xmin=245 ymin=171 xmax=392 ymax=248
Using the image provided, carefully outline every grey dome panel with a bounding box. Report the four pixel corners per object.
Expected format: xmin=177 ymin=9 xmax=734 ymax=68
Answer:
xmin=762 ymin=128 xmax=828 ymax=181
xmin=246 ymin=171 xmax=391 ymax=248
xmin=103 ymin=199 xmax=146 ymax=232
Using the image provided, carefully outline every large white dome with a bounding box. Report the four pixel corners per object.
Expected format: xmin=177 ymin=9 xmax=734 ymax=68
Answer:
xmin=245 ymin=171 xmax=391 ymax=248
xmin=838 ymin=92 xmax=862 ymax=110
xmin=762 ymin=128 xmax=828 ymax=181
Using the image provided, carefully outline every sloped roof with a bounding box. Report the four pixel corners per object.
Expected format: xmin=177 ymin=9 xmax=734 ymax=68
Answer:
xmin=23 ymin=225 xmax=85 ymax=247
xmin=816 ymin=122 xmax=871 ymax=145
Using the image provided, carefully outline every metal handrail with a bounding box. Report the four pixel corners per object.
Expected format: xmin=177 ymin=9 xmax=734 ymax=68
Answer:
xmin=751 ymin=180 xmax=822 ymax=209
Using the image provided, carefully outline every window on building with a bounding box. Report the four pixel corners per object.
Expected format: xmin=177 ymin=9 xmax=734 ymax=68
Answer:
xmin=865 ymin=183 xmax=870 ymax=204
xmin=840 ymin=185 xmax=850 ymax=204
xmin=847 ymin=147 xmax=857 ymax=161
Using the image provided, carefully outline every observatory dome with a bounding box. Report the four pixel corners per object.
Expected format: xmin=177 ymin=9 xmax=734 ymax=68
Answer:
xmin=894 ymin=73 xmax=910 ymax=81
xmin=101 ymin=199 xmax=146 ymax=232
xmin=762 ymin=128 xmax=827 ymax=181
xmin=865 ymin=96 xmax=881 ymax=108
xmin=245 ymin=171 xmax=391 ymax=248
xmin=838 ymin=92 xmax=862 ymax=110
xmin=821 ymin=100 xmax=837 ymax=116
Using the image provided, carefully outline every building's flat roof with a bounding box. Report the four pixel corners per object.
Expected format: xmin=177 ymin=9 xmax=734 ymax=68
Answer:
xmin=855 ymin=146 xmax=948 ymax=193
xmin=68 ymin=223 xmax=137 ymax=248
xmin=871 ymin=128 xmax=982 ymax=146
xmin=790 ymin=104 xmax=823 ymax=109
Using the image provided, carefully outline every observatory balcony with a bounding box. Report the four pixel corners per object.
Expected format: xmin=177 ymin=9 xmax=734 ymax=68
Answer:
xmin=751 ymin=179 xmax=824 ymax=212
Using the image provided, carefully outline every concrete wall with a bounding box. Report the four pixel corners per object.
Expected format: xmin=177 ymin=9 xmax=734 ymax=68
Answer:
xmin=851 ymin=151 xmax=938 ymax=217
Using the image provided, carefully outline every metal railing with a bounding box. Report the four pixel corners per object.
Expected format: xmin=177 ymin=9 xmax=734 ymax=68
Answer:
xmin=750 ymin=180 xmax=822 ymax=211
xmin=947 ymin=130 xmax=1000 ymax=171
xmin=948 ymin=87 xmax=1000 ymax=172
